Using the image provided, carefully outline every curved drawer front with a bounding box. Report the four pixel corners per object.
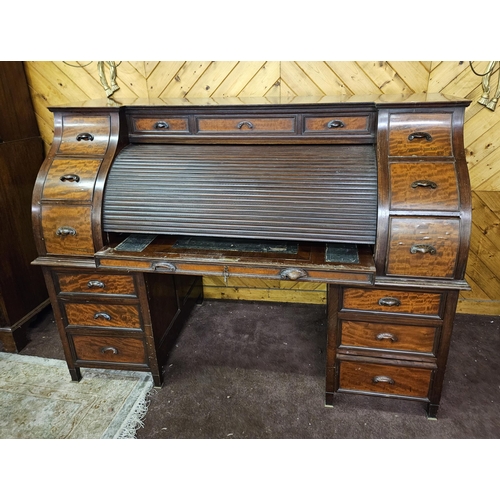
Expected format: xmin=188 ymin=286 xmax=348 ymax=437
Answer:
xmin=41 ymin=158 xmax=102 ymax=201
xmin=71 ymin=335 xmax=146 ymax=364
xmin=303 ymin=114 xmax=373 ymax=134
xmin=196 ymin=116 xmax=296 ymax=134
xmin=131 ymin=116 xmax=190 ymax=134
xmin=389 ymin=162 xmax=459 ymax=211
xmin=340 ymin=320 xmax=437 ymax=354
xmin=41 ymin=205 xmax=94 ymax=255
xmin=342 ymin=288 xmax=442 ymax=316
xmin=57 ymin=115 xmax=111 ymax=155
xmin=386 ymin=217 xmax=460 ymax=278
xmin=388 ymin=113 xmax=453 ymax=156
xmin=64 ymin=303 xmax=141 ymax=329
xmin=56 ymin=272 xmax=136 ymax=296
xmin=339 ymin=360 xmax=432 ymax=399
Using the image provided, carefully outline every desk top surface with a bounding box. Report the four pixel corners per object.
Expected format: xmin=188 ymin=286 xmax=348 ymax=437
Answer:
xmin=49 ymin=93 xmax=471 ymax=111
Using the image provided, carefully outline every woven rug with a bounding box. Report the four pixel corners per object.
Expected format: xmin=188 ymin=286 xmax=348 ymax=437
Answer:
xmin=0 ymin=352 xmax=153 ymax=439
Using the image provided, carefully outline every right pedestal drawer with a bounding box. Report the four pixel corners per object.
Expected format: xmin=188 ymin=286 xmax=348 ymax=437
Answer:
xmin=340 ymin=320 xmax=437 ymax=354
xmin=342 ymin=287 xmax=443 ymax=317
xmin=338 ymin=359 xmax=433 ymax=399
xmin=326 ymin=285 xmax=451 ymax=411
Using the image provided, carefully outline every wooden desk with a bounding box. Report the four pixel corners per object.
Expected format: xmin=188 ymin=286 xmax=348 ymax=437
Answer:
xmin=32 ymin=94 xmax=471 ymax=418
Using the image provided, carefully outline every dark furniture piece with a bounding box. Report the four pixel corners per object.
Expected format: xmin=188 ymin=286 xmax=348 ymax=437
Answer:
xmin=0 ymin=62 xmax=49 ymax=352
xmin=32 ymin=94 xmax=471 ymax=418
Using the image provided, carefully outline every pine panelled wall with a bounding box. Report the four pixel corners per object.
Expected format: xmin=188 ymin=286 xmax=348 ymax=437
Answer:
xmin=23 ymin=61 xmax=500 ymax=315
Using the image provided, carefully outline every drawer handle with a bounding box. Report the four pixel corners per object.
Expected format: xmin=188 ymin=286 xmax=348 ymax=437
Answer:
xmin=76 ymin=132 xmax=94 ymax=142
xmin=408 ymin=132 xmax=433 ymax=142
xmin=280 ymin=268 xmax=308 ymax=280
xmin=411 ymin=180 xmax=437 ymax=189
xmin=378 ymin=297 xmax=401 ymax=307
xmin=376 ymin=332 xmax=399 ymax=342
xmin=100 ymin=346 xmax=118 ymax=355
xmin=237 ymin=121 xmax=254 ymax=130
xmin=373 ymin=375 xmax=395 ymax=385
xmin=327 ymin=119 xmax=345 ymax=129
xmin=410 ymin=244 xmax=437 ymax=255
xmin=153 ymin=262 xmax=177 ymax=272
xmin=94 ymin=312 xmax=111 ymax=321
xmin=59 ymin=174 xmax=80 ymax=183
xmin=87 ymin=280 xmax=105 ymax=289
xmin=56 ymin=226 xmax=77 ymax=237
xmin=154 ymin=121 xmax=170 ymax=130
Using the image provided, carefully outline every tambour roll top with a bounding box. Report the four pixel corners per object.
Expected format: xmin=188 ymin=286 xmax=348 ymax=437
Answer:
xmin=102 ymin=143 xmax=378 ymax=244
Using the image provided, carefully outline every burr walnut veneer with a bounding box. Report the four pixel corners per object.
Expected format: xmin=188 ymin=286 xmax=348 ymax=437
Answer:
xmin=32 ymin=94 xmax=471 ymax=418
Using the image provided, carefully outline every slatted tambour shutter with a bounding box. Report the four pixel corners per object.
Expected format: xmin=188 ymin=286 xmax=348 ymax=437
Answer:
xmin=102 ymin=144 xmax=378 ymax=244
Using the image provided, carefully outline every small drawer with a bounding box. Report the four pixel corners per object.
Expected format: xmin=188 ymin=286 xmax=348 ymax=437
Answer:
xmin=340 ymin=320 xmax=437 ymax=354
xmin=130 ymin=116 xmax=190 ymax=134
xmin=303 ymin=114 xmax=373 ymax=134
xmin=196 ymin=116 xmax=296 ymax=134
xmin=388 ymin=113 xmax=453 ymax=157
xmin=64 ymin=302 xmax=141 ymax=329
xmin=41 ymin=158 xmax=102 ymax=202
xmin=41 ymin=204 xmax=94 ymax=256
xmin=71 ymin=335 xmax=147 ymax=365
xmin=338 ymin=360 xmax=432 ymax=399
xmin=57 ymin=115 xmax=111 ymax=155
xmin=386 ymin=217 xmax=460 ymax=278
xmin=56 ymin=272 xmax=136 ymax=296
xmin=342 ymin=288 xmax=442 ymax=316
xmin=389 ymin=162 xmax=459 ymax=211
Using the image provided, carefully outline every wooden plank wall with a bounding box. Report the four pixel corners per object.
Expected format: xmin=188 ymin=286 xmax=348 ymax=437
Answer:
xmin=23 ymin=61 xmax=500 ymax=315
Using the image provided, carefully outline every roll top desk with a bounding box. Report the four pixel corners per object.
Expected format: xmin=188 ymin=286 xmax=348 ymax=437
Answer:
xmin=32 ymin=94 xmax=471 ymax=418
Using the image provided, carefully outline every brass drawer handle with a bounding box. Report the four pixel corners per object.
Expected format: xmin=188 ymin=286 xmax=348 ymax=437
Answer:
xmin=56 ymin=226 xmax=77 ymax=236
xmin=280 ymin=268 xmax=308 ymax=280
xmin=76 ymin=132 xmax=94 ymax=142
xmin=327 ymin=119 xmax=345 ymax=129
xmin=94 ymin=312 xmax=111 ymax=321
xmin=59 ymin=174 xmax=80 ymax=183
xmin=378 ymin=297 xmax=401 ymax=307
xmin=408 ymin=131 xmax=432 ymax=142
xmin=373 ymin=375 xmax=395 ymax=385
xmin=100 ymin=346 xmax=118 ymax=355
xmin=376 ymin=332 xmax=399 ymax=342
xmin=154 ymin=121 xmax=170 ymax=130
xmin=411 ymin=180 xmax=437 ymax=189
xmin=87 ymin=280 xmax=105 ymax=289
xmin=153 ymin=262 xmax=177 ymax=272
xmin=410 ymin=244 xmax=437 ymax=255
xmin=237 ymin=120 xmax=254 ymax=130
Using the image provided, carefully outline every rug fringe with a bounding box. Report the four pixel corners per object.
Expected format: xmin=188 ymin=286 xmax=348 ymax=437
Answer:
xmin=116 ymin=388 xmax=156 ymax=439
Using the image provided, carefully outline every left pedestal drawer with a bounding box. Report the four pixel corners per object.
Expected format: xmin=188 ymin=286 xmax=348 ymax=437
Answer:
xmin=70 ymin=334 xmax=148 ymax=365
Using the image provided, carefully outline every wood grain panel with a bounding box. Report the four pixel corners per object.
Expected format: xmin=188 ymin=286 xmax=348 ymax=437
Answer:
xmin=339 ymin=360 xmax=432 ymax=398
xmin=389 ymin=162 xmax=459 ymax=211
xmin=23 ymin=61 xmax=500 ymax=314
xmin=342 ymin=288 xmax=442 ymax=316
xmin=64 ymin=303 xmax=141 ymax=328
xmin=56 ymin=272 xmax=136 ymax=296
xmin=42 ymin=158 xmax=102 ymax=201
xmin=72 ymin=335 xmax=146 ymax=364
xmin=340 ymin=320 xmax=437 ymax=353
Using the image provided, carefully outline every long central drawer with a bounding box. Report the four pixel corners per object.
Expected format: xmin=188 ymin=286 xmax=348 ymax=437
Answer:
xmin=102 ymin=144 xmax=378 ymax=244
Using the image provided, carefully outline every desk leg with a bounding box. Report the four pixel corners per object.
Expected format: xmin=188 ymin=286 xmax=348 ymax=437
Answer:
xmin=325 ymin=285 xmax=340 ymax=407
xmin=69 ymin=367 xmax=82 ymax=382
